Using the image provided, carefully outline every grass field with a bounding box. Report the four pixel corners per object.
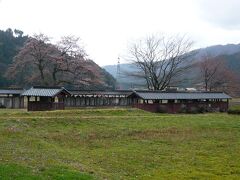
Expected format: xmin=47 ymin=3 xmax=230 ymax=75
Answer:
xmin=0 ymin=108 xmax=240 ymax=179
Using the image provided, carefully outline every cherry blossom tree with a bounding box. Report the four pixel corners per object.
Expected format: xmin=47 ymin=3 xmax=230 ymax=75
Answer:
xmin=6 ymin=34 xmax=102 ymax=88
xmin=6 ymin=34 xmax=54 ymax=85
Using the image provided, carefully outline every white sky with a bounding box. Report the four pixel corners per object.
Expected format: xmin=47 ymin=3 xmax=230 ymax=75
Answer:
xmin=1 ymin=0 xmax=240 ymax=66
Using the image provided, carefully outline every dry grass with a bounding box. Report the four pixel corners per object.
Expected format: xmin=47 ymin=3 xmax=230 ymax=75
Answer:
xmin=0 ymin=108 xmax=239 ymax=179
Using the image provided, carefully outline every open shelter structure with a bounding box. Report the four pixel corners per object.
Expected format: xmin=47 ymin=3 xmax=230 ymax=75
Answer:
xmin=0 ymin=86 xmax=233 ymax=113
xmin=21 ymin=86 xmax=71 ymax=111
xmin=66 ymin=90 xmax=132 ymax=107
xmin=0 ymin=89 xmax=25 ymax=108
xmin=128 ymin=91 xmax=231 ymax=113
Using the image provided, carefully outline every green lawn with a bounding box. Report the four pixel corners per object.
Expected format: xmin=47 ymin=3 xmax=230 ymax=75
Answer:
xmin=0 ymin=108 xmax=239 ymax=179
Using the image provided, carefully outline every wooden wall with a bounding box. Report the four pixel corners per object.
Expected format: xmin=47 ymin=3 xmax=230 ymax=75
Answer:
xmin=133 ymin=101 xmax=229 ymax=113
xmin=0 ymin=95 xmax=24 ymax=108
xmin=28 ymin=102 xmax=64 ymax=111
xmin=64 ymin=96 xmax=132 ymax=107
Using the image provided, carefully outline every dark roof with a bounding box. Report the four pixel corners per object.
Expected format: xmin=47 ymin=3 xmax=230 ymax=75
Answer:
xmin=129 ymin=91 xmax=231 ymax=100
xmin=21 ymin=87 xmax=71 ymax=97
xmin=69 ymin=90 xmax=132 ymax=96
xmin=0 ymin=89 xmax=24 ymax=95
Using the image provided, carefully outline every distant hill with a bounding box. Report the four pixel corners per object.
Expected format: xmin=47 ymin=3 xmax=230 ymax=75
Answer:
xmin=219 ymin=52 xmax=240 ymax=72
xmin=103 ymin=63 xmax=146 ymax=89
xmin=103 ymin=43 xmax=240 ymax=89
xmin=192 ymin=44 xmax=240 ymax=60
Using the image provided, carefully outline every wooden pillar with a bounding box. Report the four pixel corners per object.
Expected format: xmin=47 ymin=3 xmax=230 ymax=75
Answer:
xmin=96 ymin=96 xmax=98 ymax=106
xmin=227 ymin=99 xmax=229 ymax=110
xmin=27 ymin=96 xmax=30 ymax=111
xmin=11 ymin=95 xmax=14 ymax=109
xmin=74 ymin=96 xmax=77 ymax=107
xmin=77 ymin=96 xmax=79 ymax=106
xmin=71 ymin=96 xmax=74 ymax=106
xmin=117 ymin=97 xmax=119 ymax=106
xmin=19 ymin=96 xmax=21 ymax=108
xmin=94 ymin=96 xmax=96 ymax=106
xmin=80 ymin=96 xmax=83 ymax=106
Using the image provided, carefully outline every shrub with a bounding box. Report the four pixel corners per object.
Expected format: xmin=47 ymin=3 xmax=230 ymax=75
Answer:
xmin=0 ymin=104 xmax=6 ymax=108
xmin=228 ymin=105 xmax=240 ymax=114
xmin=198 ymin=107 xmax=206 ymax=113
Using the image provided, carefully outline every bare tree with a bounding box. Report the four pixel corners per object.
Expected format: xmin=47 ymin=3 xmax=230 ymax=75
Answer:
xmin=199 ymin=55 xmax=222 ymax=91
xmin=127 ymin=34 xmax=193 ymax=90
xmin=198 ymin=54 xmax=238 ymax=92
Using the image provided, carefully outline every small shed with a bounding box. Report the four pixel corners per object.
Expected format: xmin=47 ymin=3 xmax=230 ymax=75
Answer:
xmin=128 ymin=91 xmax=232 ymax=113
xmin=22 ymin=86 xmax=71 ymax=111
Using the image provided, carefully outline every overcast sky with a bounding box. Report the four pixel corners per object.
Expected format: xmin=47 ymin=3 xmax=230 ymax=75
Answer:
xmin=1 ymin=0 xmax=240 ymax=66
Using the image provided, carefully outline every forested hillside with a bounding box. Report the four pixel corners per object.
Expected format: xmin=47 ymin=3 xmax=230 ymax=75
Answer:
xmin=0 ymin=28 xmax=28 ymax=86
xmin=0 ymin=28 xmax=115 ymax=89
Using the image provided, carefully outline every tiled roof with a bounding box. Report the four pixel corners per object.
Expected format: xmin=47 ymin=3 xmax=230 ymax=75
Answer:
xmin=0 ymin=89 xmax=24 ymax=95
xmin=129 ymin=91 xmax=231 ymax=100
xmin=21 ymin=87 xmax=70 ymax=97
xmin=69 ymin=90 xmax=132 ymax=96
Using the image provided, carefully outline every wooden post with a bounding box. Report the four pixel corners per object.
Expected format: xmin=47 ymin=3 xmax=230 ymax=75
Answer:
xmin=27 ymin=96 xmax=30 ymax=111
xmin=227 ymin=99 xmax=229 ymax=111
xmin=11 ymin=96 xmax=14 ymax=109
xmin=19 ymin=96 xmax=21 ymax=108
xmin=96 ymin=96 xmax=98 ymax=106
xmin=94 ymin=95 xmax=96 ymax=106
xmin=74 ymin=96 xmax=77 ymax=107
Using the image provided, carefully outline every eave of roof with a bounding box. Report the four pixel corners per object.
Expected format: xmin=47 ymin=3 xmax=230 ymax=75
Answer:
xmin=129 ymin=91 xmax=232 ymax=100
xmin=69 ymin=90 xmax=132 ymax=96
xmin=21 ymin=87 xmax=71 ymax=97
xmin=0 ymin=89 xmax=24 ymax=95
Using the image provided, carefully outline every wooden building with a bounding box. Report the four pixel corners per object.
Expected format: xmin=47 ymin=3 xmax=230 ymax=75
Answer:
xmin=21 ymin=87 xmax=71 ymax=111
xmin=65 ymin=90 xmax=132 ymax=107
xmin=0 ymin=89 xmax=25 ymax=108
xmin=128 ymin=91 xmax=231 ymax=113
xmin=0 ymin=86 xmax=232 ymax=113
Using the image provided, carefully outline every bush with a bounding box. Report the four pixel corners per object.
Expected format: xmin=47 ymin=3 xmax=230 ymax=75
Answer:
xmin=197 ymin=106 xmax=206 ymax=113
xmin=0 ymin=104 xmax=6 ymax=108
xmin=186 ymin=107 xmax=199 ymax=114
xmin=228 ymin=105 xmax=240 ymax=114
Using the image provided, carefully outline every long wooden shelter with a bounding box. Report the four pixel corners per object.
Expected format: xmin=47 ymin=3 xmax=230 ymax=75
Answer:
xmin=0 ymin=86 xmax=233 ymax=113
xmin=0 ymin=89 xmax=25 ymax=108
xmin=128 ymin=91 xmax=231 ymax=113
xmin=65 ymin=90 xmax=132 ymax=107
